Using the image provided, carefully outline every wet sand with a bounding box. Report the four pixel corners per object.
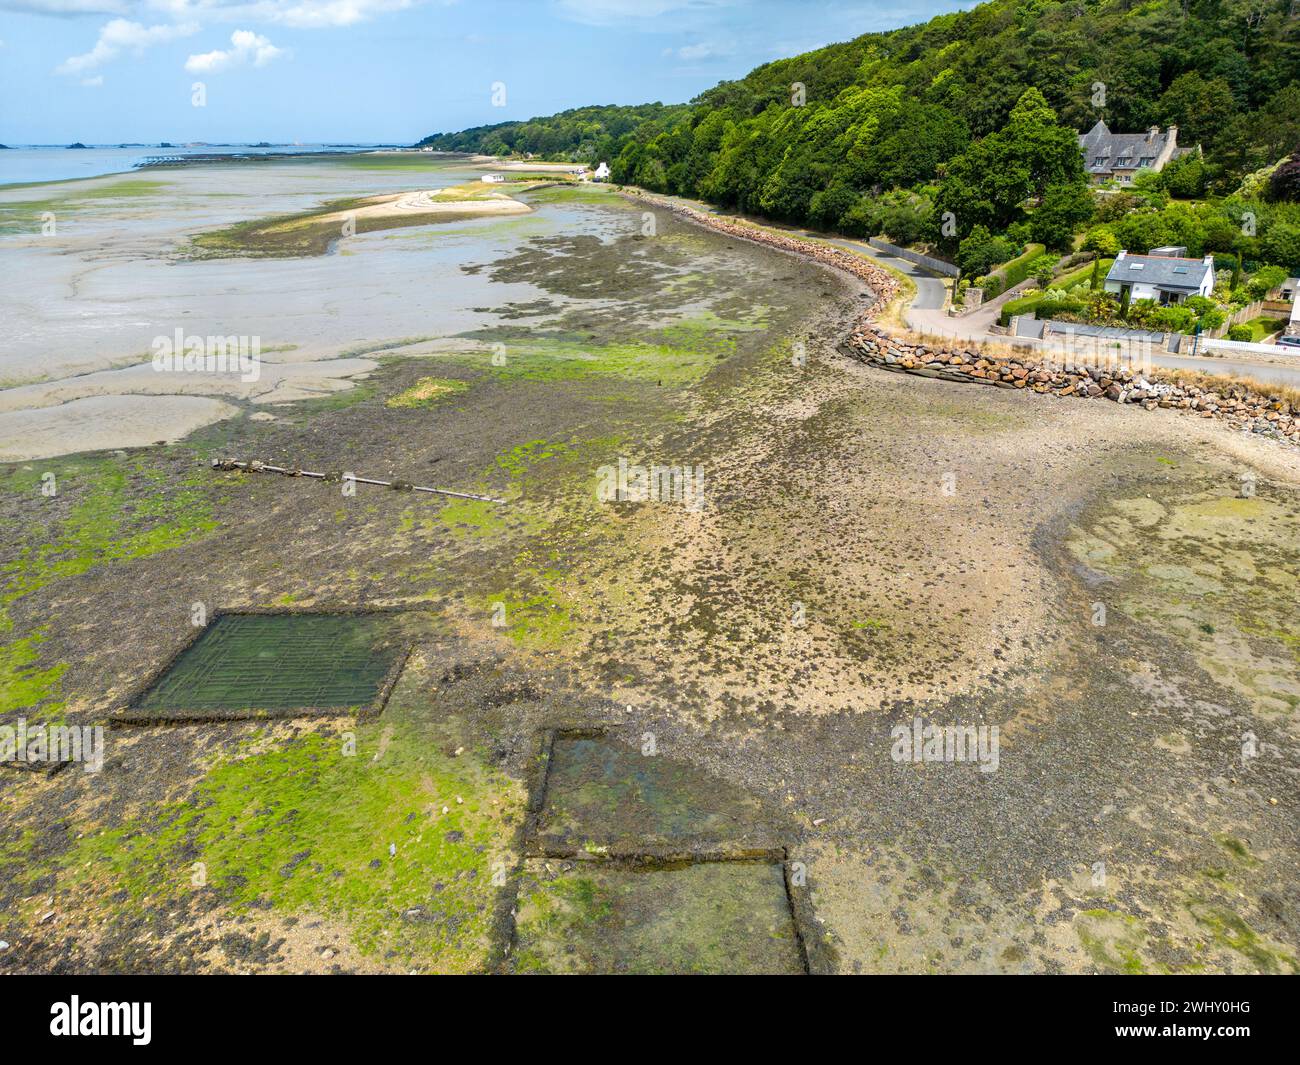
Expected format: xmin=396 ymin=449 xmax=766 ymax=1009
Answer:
xmin=0 ymin=168 xmax=1297 ymax=975
xmin=0 ymin=157 xmax=577 ymax=457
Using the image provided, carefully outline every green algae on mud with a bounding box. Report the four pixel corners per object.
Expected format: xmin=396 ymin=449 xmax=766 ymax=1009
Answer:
xmin=449 ymin=323 xmax=759 ymax=388
xmin=385 ymin=376 xmax=470 ymax=409
xmin=1075 ymin=909 xmax=1148 ymax=974
xmin=51 ymin=717 xmax=524 ymax=971
xmin=1065 ymin=473 xmax=1300 ymax=726
xmin=0 ymin=179 xmax=169 ymax=236
xmin=510 ymin=860 xmax=804 ymax=974
xmin=404 ymin=432 xmax=623 ymax=652
xmin=0 ymin=456 xmax=217 ymax=723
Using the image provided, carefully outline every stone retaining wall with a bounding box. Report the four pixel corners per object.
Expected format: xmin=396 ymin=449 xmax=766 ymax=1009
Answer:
xmin=848 ymin=326 xmax=1299 ymax=443
xmin=630 ymin=191 xmax=1298 ymax=447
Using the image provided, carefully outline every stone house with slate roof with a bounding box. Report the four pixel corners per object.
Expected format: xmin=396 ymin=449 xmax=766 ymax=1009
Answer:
xmin=1078 ymin=121 xmax=1198 ymax=185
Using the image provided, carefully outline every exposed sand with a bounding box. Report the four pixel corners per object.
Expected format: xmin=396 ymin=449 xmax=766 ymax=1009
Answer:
xmin=308 ymin=188 xmax=532 ymax=227
xmin=0 ymin=357 xmax=378 ymax=461
xmin=0 ymin=159 xmax=597 ymax=461
xmin=0 ymin=394 xmax=240 ymax=462
xmin=0 ymin=358 xmax=378 ymax=416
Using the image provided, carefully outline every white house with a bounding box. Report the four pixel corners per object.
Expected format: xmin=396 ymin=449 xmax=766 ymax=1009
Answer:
xmin=1104 ymin=250 xmax=1215 ymax=306
xmin=1284 ymin=286 xmax=1300 ymax=346
xmin=593 ymin=161 xmax=611 ymax=181
xmin=480 ymin=173 xmax=505 ymax=184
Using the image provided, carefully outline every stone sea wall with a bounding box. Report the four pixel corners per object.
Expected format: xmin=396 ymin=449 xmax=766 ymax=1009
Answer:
xmin=632 ymin=191 xmax=1299 ymax=446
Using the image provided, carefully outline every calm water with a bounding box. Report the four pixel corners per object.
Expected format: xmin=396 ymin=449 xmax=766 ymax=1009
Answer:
xmin=0 ymin=153 xmax=638 ymax=459
xmin=0 ymin=145 xmax=393 ymax=187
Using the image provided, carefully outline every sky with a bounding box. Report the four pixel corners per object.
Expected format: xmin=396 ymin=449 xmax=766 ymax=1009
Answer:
xmin=0 ymin=0 xmax=976 ymax=145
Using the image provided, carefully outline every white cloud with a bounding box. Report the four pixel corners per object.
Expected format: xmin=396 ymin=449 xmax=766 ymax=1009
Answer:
xmin=267 ymin=0 xmax=417 ymax=28
xmin=3 ymin=0 xmax=423 ymax=26
xmin=2 ymin=0 xmax=130 ymax=14
xmin=81 ymin=74 xmax=105 ymax=86
xmin=665 ymin=40 xmax=733 ymax=61
xmin=56 ymin=18 xmax=198 ymax=76
xmin=185 ymin=28 xmax=283 ymax=72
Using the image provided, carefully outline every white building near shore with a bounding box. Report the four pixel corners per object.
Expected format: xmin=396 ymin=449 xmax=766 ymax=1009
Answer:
xmin=1104 ymin=250 xmax=1215 ymax=305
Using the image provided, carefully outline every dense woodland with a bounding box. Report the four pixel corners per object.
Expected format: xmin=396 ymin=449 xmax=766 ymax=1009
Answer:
xmin=419 ymin=0 xmax=1300 ymax=278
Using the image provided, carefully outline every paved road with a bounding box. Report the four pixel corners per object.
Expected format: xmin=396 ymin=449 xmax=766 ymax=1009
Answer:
xmin=1146 ymin=351 xmax=1300 ymax=387
xmin=818 ymin=238 xmax=948 ymax=310
xmin=648 ymin=194 xmax=1300 ymax=389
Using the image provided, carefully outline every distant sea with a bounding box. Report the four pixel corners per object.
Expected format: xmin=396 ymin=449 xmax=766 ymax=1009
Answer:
xmin=0 ymin=144 xmax=399 ymax=187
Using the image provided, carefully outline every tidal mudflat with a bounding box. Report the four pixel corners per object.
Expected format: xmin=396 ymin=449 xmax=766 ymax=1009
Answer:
xmin=0 ymin=155 xmax=580 ymax=459
xmin=0 ymin=156 xmax=1297 ymax=974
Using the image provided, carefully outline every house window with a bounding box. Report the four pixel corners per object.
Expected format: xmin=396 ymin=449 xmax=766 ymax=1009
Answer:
xmin=1094 ymin=157 xmax=1108 ymax=167
xmin=1139 ymin=156 xmax=1155 ymax=166
xmin=1116 ymin=157 xmax=1132 ymax=166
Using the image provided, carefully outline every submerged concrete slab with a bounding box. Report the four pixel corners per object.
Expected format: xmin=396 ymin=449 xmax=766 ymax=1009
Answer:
xmin=533 ymin=732 xmax=781 ymax=859
xmin=510 ymin=859 xmax=806 ymax=974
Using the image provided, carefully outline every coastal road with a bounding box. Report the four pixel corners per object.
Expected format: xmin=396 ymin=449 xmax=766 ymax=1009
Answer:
xmin=642 ymin=195 xmax=1300 ymax=389
xmin=1146 ymin=351 xmax=1300 ymax=388
xmin=647 ymin=194 xmax=953 ymax=317
xmin=819 ymin=237 xmax=948 ymax=311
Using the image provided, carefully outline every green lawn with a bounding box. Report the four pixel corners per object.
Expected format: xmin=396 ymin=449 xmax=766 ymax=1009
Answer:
xmin=1238 ymin=316 xmax=1288 ymax=342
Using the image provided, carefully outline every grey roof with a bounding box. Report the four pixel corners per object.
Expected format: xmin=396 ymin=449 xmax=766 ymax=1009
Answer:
xmin=1078 ymin=120 xmax=1170 ymax=175
xmin=1105 ymin=253 xmax=1211 ymax=291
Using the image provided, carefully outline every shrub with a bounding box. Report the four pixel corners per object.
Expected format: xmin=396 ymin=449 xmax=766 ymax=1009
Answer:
xmin=1246 ymin=264 xmax=1288 ymax=299
xmin=1032 ymin=297 xmax=1086 ymax=320
xmin=1146 ymin=305 xmax=1196 ymax=332
xmin=1198 ymin=308 xmax=1226 ymax=331
xmin=1126 ymin=298 xmax=1159 ymax=326
xmin=1029 ymin=253 xmax=1057 ymax=286
xmin=1227 ymin=324 xmax=1253 ymax=341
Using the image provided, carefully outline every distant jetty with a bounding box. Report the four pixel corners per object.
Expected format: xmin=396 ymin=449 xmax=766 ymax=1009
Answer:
xmin=135 ymin=148 xmax=379 ymax=170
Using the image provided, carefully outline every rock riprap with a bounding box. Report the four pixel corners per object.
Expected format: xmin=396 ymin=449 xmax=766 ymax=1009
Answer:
xmin=847 ymin=326 xmax=1299 ymax=445
xmin=627 ymin=190 xmax=1298 ymax=447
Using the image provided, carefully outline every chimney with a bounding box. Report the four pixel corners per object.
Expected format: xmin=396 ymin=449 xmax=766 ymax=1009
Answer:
xmin=1166 ymin=125 xmax=1177 ymax=147
xmin=1147 ymin=126 xmax=1159 ymax=141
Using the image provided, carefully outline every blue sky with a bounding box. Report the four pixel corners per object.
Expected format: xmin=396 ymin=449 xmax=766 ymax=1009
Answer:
xmin=0 ymin=1 xmax=975 ymax=145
